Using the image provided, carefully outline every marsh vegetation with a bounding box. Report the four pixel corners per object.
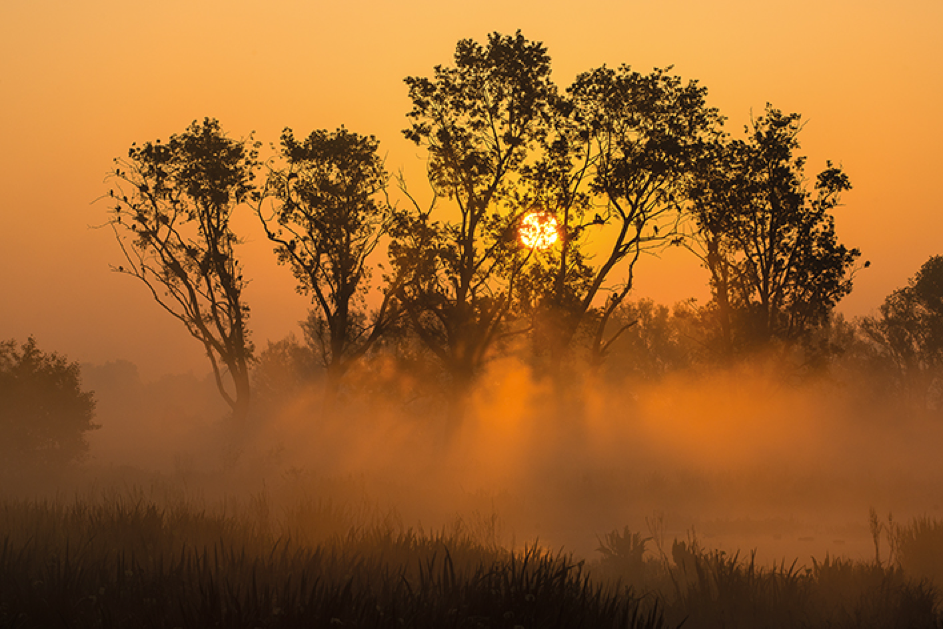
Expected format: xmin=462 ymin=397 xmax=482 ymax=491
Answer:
xmin=1 ymin=485 xmax=941 ymax=628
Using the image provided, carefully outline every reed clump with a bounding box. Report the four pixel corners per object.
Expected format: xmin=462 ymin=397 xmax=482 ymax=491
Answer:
xmin=592 ymin=524 xmax=940 ymax=628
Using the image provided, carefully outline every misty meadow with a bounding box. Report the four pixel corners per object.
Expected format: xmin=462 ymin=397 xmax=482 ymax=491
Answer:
xmin=4 ymin=31 xmax=943 ymax=628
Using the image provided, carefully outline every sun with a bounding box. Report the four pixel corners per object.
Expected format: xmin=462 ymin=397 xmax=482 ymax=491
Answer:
xmin=519 ymin=212 xmax=559 ymax=249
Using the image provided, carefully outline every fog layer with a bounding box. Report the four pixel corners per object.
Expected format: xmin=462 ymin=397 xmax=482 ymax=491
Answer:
xmin=67 ymin=353 xmax=943 ymax=565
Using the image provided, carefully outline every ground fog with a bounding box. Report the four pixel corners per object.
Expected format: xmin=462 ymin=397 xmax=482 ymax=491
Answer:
xmin=63 ymin=355 xmax=943 ymax=568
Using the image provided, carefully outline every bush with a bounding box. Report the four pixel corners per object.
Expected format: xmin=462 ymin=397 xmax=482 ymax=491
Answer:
xmin=896 ymin=515 xmax=943 ymax=585
xmin=0 ymin=337 xmax=97 ymax=475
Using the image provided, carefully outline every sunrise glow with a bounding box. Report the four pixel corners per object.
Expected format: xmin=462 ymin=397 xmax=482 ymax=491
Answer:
xmin=3 ymin=5 xmax=943 ymax=624
xmin=519 ymin=212 xmax=559 ymax=249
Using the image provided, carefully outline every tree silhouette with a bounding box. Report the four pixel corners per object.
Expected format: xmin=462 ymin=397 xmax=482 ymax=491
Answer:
xmin=861 ymin=256 xmax=943 ymax=408
xmin=0 ymin=337 xmax=98 ymax=473
xmin=687 ymin=105 xmax=859 ymax=356
xmin=392 ymin=31 xmax=557 ymax=388
xmin=106 ymin=118 xmax=258 ymax=428
xmin=600 ymin=299 xmax=698 ymax=381
xmin=259 ymin=127 xmax=397 ymax=391
xmin=527 ymin=65 xmax=721 ymax=369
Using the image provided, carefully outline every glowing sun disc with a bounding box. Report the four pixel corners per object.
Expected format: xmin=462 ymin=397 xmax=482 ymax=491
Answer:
xmin=519 ymin=213 xmax=559 ymax=249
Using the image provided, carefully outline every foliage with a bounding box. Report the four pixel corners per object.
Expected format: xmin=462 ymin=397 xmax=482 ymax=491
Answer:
xmin=93 ymin=37 xmax=868 ymax=412
xmin=260 ymin=127 xmax=397 ymax=385
xmin=893 ymin=515 xmax=943 ymax=586
xmin=601 ymin=299 xmax=699 ymax=381
xmin=492 ymin=63 xmax=724 ymax=372
xmin=671 ymin=545 xmax=935 ymax=629
xmin=392 ymin=30 xmax=558 ymax=387
xmin=0 ymin=337 xmax=97 ymax=472
xmin=106 ymin=118 xmax=259 ymax=426
xmin=595 ymin=526 xmax=655 ymax=588
xmin=251 ymin=335 xmax=324 ymax=410
xmin=563 ymin=65 xmax=722 ymax=366
xmin=2 ymin=495 xmax=938 ymax=629
xmin=687 ymin=105 xmax=860 ymax=357
xmin=860 ymin=256 xmax=943 ymax=409
xmin=394 ymin=33 xmax=724 ymax=383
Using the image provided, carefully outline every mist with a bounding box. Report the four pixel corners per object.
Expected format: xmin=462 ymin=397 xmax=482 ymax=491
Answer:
xmin=54 ymin=346 xmax=942 ymax=568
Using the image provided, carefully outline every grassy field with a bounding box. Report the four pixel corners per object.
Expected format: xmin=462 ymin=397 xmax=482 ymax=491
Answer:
xmin=1 ymin=488 xmax=940 ymax=629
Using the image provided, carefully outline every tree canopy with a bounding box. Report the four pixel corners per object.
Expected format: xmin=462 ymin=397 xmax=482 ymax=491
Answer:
xmin=106 ymin=118 xmax=258 ymax=426
xmin=0 ymin=337 xmax=98 ymax=472
xmin=861 ymin=256 xmax=943 ymax=408
xmin=101 ymin=32 xmax=867 ymax=420
xmin=551 ymin=64 xmax=722 ymax=366
xmin=687 ymin=105 xmax=859 ymax=356
xmin=259 ymin=127 xmax=396 ymax=387
xmin=392 ymin=31 xmax=558 ymax=387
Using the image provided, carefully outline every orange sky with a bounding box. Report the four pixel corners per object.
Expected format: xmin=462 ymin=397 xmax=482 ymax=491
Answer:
xmin=1 ymin=0 xmax=941 ymax=378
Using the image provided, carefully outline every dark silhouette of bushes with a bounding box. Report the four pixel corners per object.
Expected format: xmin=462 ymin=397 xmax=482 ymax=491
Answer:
xmin=0 ymin=337 xmax=97 ymax=477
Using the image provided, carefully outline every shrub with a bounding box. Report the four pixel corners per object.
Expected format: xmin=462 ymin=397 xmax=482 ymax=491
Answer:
xmin=0 ymin=337 xmax=97 ymax=475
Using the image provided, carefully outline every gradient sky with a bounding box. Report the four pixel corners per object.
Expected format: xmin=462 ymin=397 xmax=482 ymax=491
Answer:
xmin=1 ymin=0 xmax=941 ymax=379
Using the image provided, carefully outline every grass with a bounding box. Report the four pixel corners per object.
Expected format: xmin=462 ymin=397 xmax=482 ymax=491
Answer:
xmin=1 ymin=491 xmax=941 ymax=628
xmin=0 ymin=493 xmax=664 ymax=628
xmin=589 ymin=519 xmax=941 ymax=628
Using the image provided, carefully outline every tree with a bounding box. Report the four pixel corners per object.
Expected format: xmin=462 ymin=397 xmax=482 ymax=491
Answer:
xmin=686 ymin=105 xmax=860 ymax=356
xmin=392 ymin=31 xmax=557 ymax=387
xmin=536 ymin=64 xmax=721 ymax=367
xmin=259 ymin=127 xmax=396 ymax=390
xmin=0 ymin=337 xmax=98 ymax=472
xmin=599 ymin=299 xmax=698 ymax=382
xmin=106 ymin=118 xmax=258 ymax=427
xmin=860 ymin=256 xmax=943 ymax=408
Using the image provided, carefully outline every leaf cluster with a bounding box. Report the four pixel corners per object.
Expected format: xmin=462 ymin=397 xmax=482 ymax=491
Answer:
xmin=260 ymin=127 xmax=395 ymax=374
xmin=859 ymin=256 xmax=943 ymax=406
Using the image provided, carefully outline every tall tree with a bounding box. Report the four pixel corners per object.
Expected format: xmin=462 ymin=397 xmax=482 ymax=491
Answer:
xmin=106 ymin=118 xmax=258 ymax=427
xmin=514 ymin=65 xmax=721 ymax=369
xmin=259 ymin=127 xmax=396 ymax=388
xmin=687 ymin=105 xmax=859 ymax=355
xmin=391 ymin=31 xmax=557 ymax=387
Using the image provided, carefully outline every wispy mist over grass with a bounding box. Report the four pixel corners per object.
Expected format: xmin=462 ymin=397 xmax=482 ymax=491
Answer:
xmin=6 ymin=336 xmax=943 ymax=625
xmin=49 ymin=345 xmax=943 ymax=570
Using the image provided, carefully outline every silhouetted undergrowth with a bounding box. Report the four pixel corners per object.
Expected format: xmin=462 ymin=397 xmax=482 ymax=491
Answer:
xmin=0 ymin=494 xmax=663 ymax=628
xmin=2 ymin=494 xmax=942 ymax=628
xmin=593 ymin=521 xmax=941 ymax=628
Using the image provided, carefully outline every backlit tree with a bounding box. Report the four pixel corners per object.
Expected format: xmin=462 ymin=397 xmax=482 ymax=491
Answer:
xmin=259 ymin=127 xmax=397 ymax=390
xmin=106 ymin=118 xmax=258 ymax=427
xmin=392 ymin=31 xmax=557 ymax=387
xmin=687 ymin=106 xmax=859 ymax=356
